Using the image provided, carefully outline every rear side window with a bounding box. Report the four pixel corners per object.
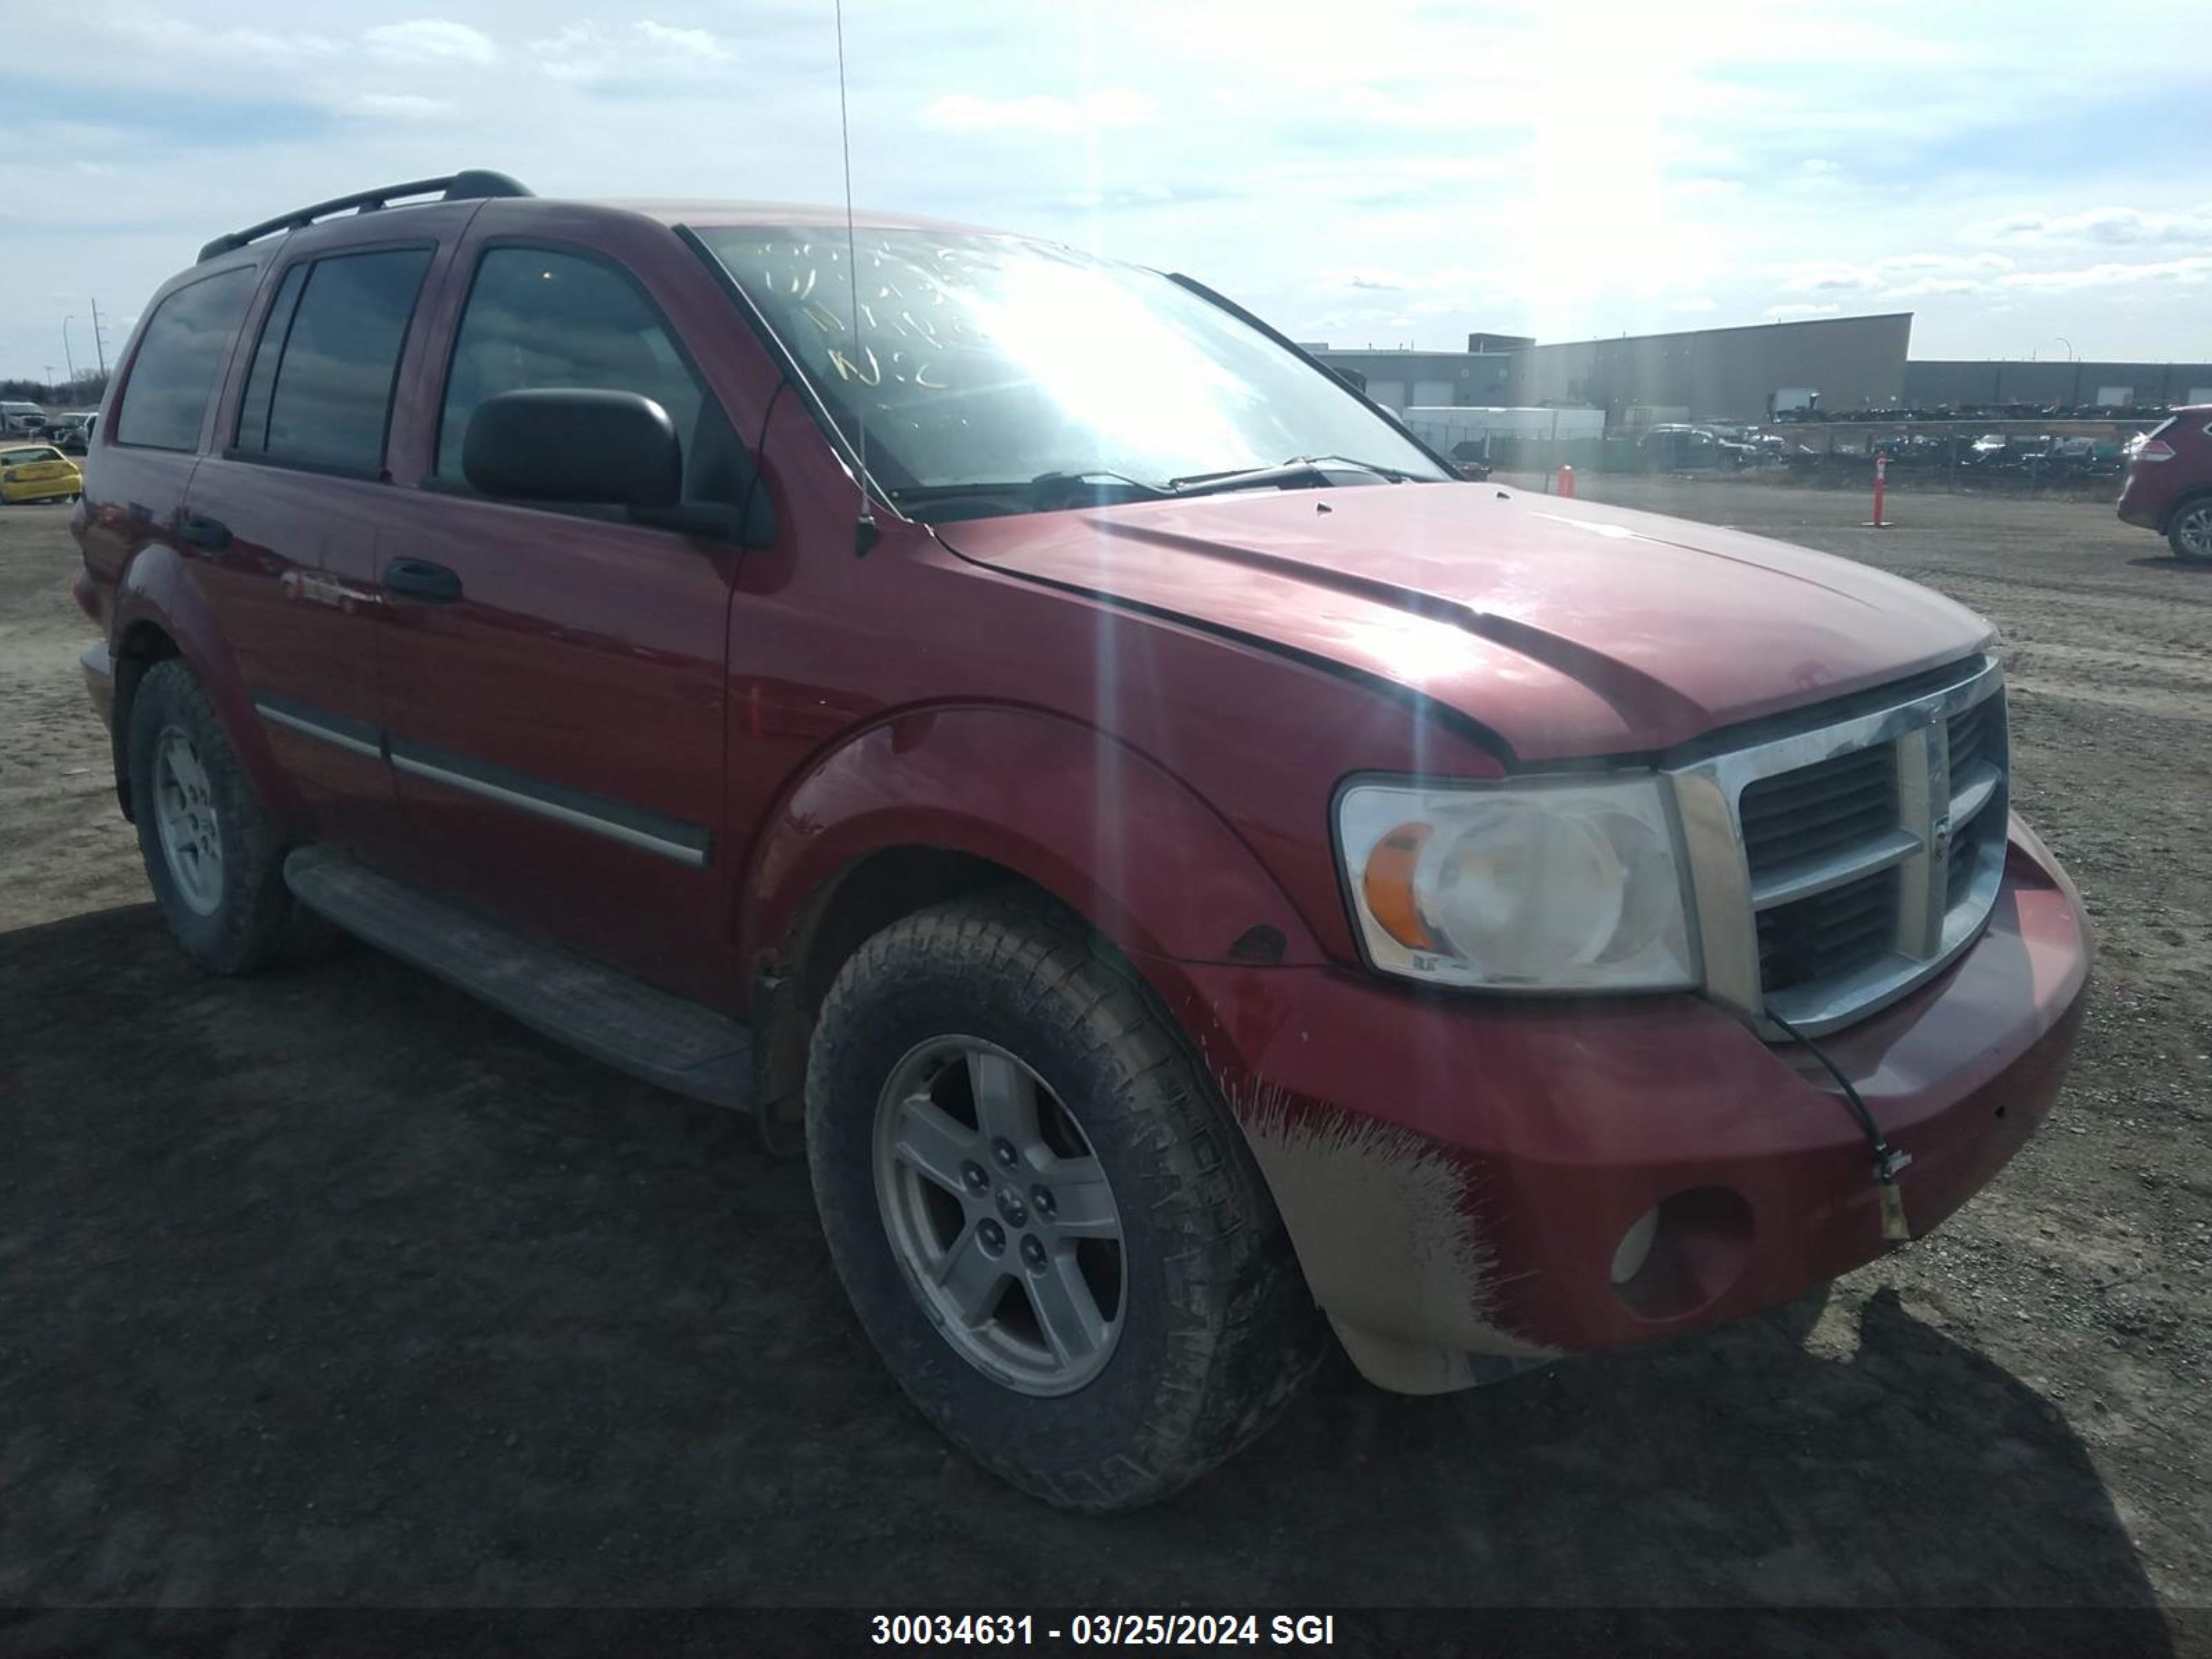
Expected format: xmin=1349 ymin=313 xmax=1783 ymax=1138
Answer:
xmin=436 ymin=247 xmax=738 ymax=507
xmin=234 ymin=247 xmax=433 ymax=474
xmin=234 ymin=263 xmax=309 ymax=453
xmin=113 ymin=268 xmax=254 ymax=451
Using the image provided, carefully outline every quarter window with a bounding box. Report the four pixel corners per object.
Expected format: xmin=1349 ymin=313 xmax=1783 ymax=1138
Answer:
xmin=235 ymin=247 xmax=433 ymax=473
xmin=234 ymin=263 xmax=308 ymax=453
xmin=113 ymin=268 xmax=254 ymax=451
xmin=437 ymin=247 xmax=740 ymax=508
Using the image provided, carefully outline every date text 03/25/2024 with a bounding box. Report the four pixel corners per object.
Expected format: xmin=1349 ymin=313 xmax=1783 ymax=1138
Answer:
xmin=870 ymin=1613 xmax=1338 ymax=1647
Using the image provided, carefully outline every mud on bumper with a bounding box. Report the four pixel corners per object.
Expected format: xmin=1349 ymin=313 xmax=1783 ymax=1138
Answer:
xmin=1169 ymin=816 xmax=2093 ymax=1394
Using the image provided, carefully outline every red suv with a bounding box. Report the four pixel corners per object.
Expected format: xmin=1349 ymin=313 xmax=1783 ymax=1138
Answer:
xmin=2117 ymin=408 xmax=2212 ymax=561
xmin=71 ymin=171 xmax=2092 ymax=1510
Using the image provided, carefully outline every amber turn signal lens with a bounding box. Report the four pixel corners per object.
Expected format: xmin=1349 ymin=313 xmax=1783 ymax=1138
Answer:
xmin=1361 ymin=823 xmax=1438 ymax=949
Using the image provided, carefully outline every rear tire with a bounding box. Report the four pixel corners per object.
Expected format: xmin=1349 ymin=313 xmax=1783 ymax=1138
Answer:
xmin=2168 ymin=498 xmax=2212 ymax=563
xmin=127 ymin=659 xmax=298 ymax=974
xmin=805 ymin=892 xmax=1323 ymax=1512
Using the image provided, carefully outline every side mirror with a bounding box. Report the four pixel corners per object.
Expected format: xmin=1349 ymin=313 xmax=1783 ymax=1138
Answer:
xmin=462 ymin=388 xmax=681 ymax=508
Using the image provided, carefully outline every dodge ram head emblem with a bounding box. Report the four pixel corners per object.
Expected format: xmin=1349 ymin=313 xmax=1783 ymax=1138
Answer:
xmin=1931 ymin=815 xmax=1953 ymax=859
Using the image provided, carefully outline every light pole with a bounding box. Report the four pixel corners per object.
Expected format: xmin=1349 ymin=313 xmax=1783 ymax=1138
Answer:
xmin=2054 ymin=337 xmax=2074 ymax=362
xmin=62 ymin=316 xmax=77 ymax=383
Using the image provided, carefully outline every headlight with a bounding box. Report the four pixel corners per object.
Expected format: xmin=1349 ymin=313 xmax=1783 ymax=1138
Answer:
xmin=1336 ymin=775 xmax=1697 ymax=991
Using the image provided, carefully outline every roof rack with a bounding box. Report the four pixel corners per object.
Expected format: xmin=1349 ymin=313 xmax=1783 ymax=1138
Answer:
xmin=196 ymin=170 xmax=533 ymax=264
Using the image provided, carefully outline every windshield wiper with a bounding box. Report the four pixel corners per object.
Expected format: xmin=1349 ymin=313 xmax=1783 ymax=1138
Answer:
xmin=887 ymin=458 xmax=1418 ymax=519
xmin=1165 ymin=455 xmax=1420 ymax=497
xmin=884 ymin=470 xmax=1174 ymax=520
xmin=1290 ymin=453 xmax=1421 ymax=481
xmin=1029 ymin=469 xmax=1174 ymax=503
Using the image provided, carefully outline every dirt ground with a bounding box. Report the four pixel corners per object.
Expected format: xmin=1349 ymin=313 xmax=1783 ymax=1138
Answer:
xmin=1 ymin=480 xmax=2206 ymax=1644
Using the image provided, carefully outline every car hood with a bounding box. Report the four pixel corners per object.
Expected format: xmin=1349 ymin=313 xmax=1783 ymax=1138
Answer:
xmin=932 ymin=482 xmax=1993 ymax=760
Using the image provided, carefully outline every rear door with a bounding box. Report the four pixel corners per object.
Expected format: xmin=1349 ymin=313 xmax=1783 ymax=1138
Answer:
xmin=182 ymin=216 xmax=460 ymax=867
xmin=83 ymin=260 xmax=259 ymax=720
xmin=367 ymin=231 xmax=760 ymax=1004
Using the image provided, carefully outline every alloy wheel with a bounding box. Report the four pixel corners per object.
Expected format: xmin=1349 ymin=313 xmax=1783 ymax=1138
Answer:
xmin=872 ymin=1036 xmax=1126 ymax=1396
xmin=152 ymin=727 xmax=224 ymax=916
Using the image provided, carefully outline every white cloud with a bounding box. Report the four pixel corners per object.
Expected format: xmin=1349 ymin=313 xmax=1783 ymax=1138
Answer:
xmin=1967 ymin=203 xmax=2212 ymax=247
xmin=1998 ymin=254 xmax=2212 ymax=292
xmin=107 ymin=15 xmax=343 ymax=59
xmin=364 ymin=19 xmax=498 ymax=64
xmin=920 ymin=88 xmax=1159 ymax=135
xmin=1773 ymin=252 xmax=2013 ymax=294
xmin=529 ymin=19 xmax=738 ymax=86
xmin=347 ymin=93 xmax=452 ymax=120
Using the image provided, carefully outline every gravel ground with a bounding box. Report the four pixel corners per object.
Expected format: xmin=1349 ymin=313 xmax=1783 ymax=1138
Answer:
xmin=1 ymin=482 xmax=2205 ymax=1647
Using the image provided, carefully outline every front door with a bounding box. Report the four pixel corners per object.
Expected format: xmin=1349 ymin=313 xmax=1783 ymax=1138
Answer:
xmin=370 ymin=241 xmax=751 ymax=1005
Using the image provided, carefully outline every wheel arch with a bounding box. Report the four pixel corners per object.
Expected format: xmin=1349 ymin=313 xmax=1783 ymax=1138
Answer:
xmin=741 ymin=703 xmax=1327 ymax=1122
xmin=2162 ymin=485 xmax=2212 ymax=536
xmin=108 ymin=618 xmax=182 ymax=820
xmin=108 ymin=553 xmax=301 ymax=832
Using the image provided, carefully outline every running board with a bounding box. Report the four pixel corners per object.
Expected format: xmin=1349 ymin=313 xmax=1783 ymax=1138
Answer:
xmin=283 ymin=845 xmax=753 ymax=1109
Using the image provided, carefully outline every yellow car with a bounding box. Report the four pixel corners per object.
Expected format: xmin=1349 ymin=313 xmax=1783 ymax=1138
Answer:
xmin=0 ymin=444 xmax=83 ymax=504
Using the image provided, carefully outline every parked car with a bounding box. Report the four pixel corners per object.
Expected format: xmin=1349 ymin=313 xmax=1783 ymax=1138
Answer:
xmin=1 ymin=402 xmax=49 ymax=435
xmin=72 ymin=171 xmax=2092 ymax=1511
xmin=55 ymin=413 xmax=97 ymax=456
xmin=2117 ymin=407 xmax=2212 ymax=561
xmin=1447 ymin=441 xmax=1492 ymax=481
xmin=1871 ymin=433 xmax=1947 ymax=469
xmin=1639 ymin=424 xmax=1726 ymax=470
xmin=1 ymin=443 xmax=82 ymax=503
xmin=2045 ymin=435 xmax=2124 ymax=479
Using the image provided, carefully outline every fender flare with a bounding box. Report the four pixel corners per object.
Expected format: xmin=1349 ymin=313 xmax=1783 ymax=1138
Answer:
xmin=110 ymin=544 xmax=305 ymax=833
xmin=741 ymin=702 xmax=1324 ymax=973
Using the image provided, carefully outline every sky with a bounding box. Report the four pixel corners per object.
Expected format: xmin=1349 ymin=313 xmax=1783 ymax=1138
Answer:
xmin=8 ymin=0 xmax=2212 ymax=383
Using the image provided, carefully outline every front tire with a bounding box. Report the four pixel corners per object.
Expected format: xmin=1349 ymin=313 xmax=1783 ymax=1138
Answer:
xmin=805 ymin=893 xmax=1322 ymax=1512
xmin=2168 ymin=498 xmax=2212 ymax=563
xmin=127 ymin=659 xmax=297 ymax=974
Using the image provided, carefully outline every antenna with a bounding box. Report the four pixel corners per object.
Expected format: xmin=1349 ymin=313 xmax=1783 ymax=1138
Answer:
xmin=834 ymin=0 xmax=879 ymax=556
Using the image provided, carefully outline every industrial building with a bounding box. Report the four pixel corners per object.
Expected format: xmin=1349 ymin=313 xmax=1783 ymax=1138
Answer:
xmin=1902 ymin=359 xmax=2212 ymax=411
xmin=1311 ymin=313 xmax=1909 ymax=425
xmin=1307 ymin=312 xmax=2212 ymax=431
xmin=1508 ymin=314 xmax=1911 ymax=424
xmin=1300 ymin=347 xmax=1512 ymax=413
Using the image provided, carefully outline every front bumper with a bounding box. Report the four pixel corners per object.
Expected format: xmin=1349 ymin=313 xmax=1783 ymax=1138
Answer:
xmin=1170 ymin=814 xmax=2092 ymax=1393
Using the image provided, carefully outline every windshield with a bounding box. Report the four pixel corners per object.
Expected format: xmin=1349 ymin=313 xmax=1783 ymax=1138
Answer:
xmin=693 ymin=225 xmax=1449 ymax=518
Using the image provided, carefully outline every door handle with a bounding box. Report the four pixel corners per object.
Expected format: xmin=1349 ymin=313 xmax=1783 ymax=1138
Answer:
xmin=180 ymin=513 xmax=231 ymax=551
xmin=382 ymin=558 xmax=463 ymax=604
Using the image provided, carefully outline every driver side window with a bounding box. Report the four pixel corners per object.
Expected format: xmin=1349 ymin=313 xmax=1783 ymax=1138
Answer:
xmin=436 ymin=247 xmax=746 ymax=512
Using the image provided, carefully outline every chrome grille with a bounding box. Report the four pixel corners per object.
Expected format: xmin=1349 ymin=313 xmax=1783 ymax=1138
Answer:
xmin=1669 ymin=656 xmax=2010 ymax=1036
xmin=1738 ymin=745 xmax=1898 ymax=874
xmin=1756 ymin=866 xmax=1897 ymax=994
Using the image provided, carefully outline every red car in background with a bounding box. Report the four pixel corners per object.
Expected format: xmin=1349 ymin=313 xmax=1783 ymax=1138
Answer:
xmin=2117 ymin=407 xmax=2212 ymax=561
